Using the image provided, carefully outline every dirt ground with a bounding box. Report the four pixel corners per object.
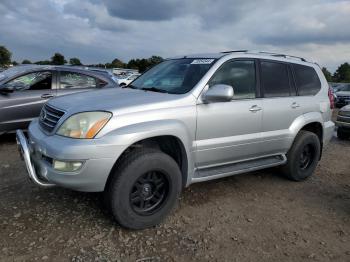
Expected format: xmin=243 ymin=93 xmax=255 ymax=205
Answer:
xmin=0 ymin=117 xmax=349 ymax=261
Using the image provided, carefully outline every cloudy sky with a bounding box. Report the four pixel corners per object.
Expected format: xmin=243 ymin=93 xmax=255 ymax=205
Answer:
xmin=1 ymin=0 xmax=349 ymax=71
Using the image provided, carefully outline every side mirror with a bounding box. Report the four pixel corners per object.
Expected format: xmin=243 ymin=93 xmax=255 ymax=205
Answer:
xmin=0 ymin=85 xmax=14 ymax=94
xmin=203 ymin=84 xmax=234 ymax=103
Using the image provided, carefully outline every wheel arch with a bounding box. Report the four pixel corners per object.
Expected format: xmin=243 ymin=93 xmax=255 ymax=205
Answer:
xmin=289 ymin=112 xmax=324 ymax=159
xmin=105 ymin=135 xmax=189 ymax=190
xmin=103 ymin=120 xmax=195 ymax=190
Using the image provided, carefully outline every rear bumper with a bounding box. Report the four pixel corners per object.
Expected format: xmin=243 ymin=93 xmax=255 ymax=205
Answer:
xmin=16 ymin=121 xmax=128 ymax=192
xmin=323 ymin=120 xmax=335 ymax=145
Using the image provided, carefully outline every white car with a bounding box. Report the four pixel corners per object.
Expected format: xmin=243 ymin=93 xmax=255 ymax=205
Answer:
xmin=117 ymin=74 xmax=141 ymax=86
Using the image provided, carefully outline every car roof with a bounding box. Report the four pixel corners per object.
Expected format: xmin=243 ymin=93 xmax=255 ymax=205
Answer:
xmin=0 ymin=65 xmax=115 ymax=83
xmin=168 ymin=50 xmax=317 ymax=67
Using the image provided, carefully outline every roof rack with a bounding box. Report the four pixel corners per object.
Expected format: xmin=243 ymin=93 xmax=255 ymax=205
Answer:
xmin=257 ymin=51 xmax=307 ymax=62
xmin=221 ymin=50 xmax=248 ymax=54
xmin=221 ymin=50 xmax=308 ymax=62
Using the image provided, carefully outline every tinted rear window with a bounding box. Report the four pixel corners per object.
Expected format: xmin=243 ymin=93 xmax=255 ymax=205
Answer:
xmin=261 ymin=61 xmax=291 ymax=97
xmin=293 ymin=64 xmax=321 ymax=96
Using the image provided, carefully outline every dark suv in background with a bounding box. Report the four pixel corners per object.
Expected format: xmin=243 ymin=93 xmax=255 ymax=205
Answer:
xmin=0 ymin=65 xmax=117 ymax=134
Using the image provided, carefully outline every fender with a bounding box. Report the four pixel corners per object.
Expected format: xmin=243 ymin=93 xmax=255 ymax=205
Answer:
xmin=289 ymin=112 xmax=324 ymax=144
xmin=102 ymin=119 xmax=196 ymax=186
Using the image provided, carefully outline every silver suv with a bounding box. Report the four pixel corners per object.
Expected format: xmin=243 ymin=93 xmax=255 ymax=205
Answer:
xmin=16 ymin=51 xmax=334 ymax=229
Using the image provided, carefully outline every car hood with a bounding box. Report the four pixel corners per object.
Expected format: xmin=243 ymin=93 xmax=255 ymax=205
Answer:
xmin=336 ymin=91 xmax=350 ymax=96
xmin=48 ymin=88 xmax=193 ymax=115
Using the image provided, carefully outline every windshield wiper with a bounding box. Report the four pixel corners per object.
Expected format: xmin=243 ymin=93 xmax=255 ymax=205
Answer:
xmin=121 ymin=84 xmax=138 ymax=89
xmin=140 ymin=87 xmax=168 ymax=93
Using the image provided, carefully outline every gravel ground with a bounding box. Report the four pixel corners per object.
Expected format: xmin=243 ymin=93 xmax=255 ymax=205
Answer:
xmin=0 ymin=118 xmax=349 ymax=261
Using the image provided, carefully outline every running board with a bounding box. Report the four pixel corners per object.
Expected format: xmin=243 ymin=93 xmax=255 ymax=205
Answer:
xmin=192 ymin=154 xmax=287 ymax=183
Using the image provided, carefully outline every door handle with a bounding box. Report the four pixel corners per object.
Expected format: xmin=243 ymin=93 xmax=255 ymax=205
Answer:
xmin=291 ymin=102 xmax=300 ymax=109
xmin=41 ymin=94 xmax=54 ymax=99
xmin=249 ymin=105 xmax=262 ymax=112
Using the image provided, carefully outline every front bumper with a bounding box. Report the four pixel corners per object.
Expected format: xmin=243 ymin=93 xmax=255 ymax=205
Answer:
xmin=336 ymin=121 xmax=350 ymax=129
xmin=16 ymin=130 xmax=55 ymax=187
xmin=16 ymin=121 xmax=127 ymax=192
xmin=336 ymin=114 xmax=350 ymax=129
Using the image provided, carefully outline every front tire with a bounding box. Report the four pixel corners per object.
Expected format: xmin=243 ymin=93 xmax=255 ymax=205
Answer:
xmin=105 ymin=149 xmax=182 ymax=229
xmin=282 ymin=131 xmax=321 ymax=181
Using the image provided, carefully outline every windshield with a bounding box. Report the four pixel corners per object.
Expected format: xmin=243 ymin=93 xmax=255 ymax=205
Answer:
xmin=130 ymin=58 xmax=216 ymax=94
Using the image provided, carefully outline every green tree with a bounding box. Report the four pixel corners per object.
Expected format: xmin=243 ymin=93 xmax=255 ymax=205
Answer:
xmin=322 ymin=67 xmax=333 ymax=82
xmin=69 ymin=57 xmax=82 ymax=66
xmin=51 ymin=53 xmax=66 ymax=65
xmin=126 ymin=56 xmax=163 ymax=72
xmin=148 ymin=56 xmax=163 ymax=67
xmin=34 ymin=60 xmax=51 ymax=65
xmin=333 ymin=62 xmax=350 ymax=83
xmin=22 ymin=59 xmax=32 ymax=64
xmin=0 ymin=45 xmax=12 ymax=67
xmin=111 ymin=58 xmax=125 ymax=68
xmin=12 ymin=61 xmax=18 ymax=66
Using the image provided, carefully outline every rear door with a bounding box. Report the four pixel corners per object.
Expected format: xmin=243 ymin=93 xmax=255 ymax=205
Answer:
xmin=259 ymin=60 xmax=302 ymax=155
xmin=56 ymin=70 xmax=101 ymax=97
xmin=0 ymin=70 xmax=56 ymax=132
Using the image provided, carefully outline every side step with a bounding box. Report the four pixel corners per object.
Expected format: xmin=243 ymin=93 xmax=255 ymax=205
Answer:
xmin=192 ymin=154 xmax=287 ymax=183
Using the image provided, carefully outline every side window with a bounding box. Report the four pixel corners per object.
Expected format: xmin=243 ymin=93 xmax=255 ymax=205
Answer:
xmin=5 ymin=71 xmax=52 ymax=91
xmin=60 ymin=72 xmax=97 ymax=89
xmin=208 ymin=60 xmax=256 ymax=99
xmin=261 ymin=61 xmax=290 ymax=97
xmin=293 ymin=64 xmax=321 ymax=96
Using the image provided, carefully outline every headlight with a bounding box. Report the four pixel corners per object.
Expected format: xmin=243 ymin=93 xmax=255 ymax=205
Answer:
xmin=57 ymin=111 xmax=112 ymax=139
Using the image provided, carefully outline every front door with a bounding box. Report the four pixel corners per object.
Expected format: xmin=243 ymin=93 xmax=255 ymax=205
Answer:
xmin=195 ymin=59 xmax=263 ymax=168
xmin=0 ymin=70 xmax=56 ymax=132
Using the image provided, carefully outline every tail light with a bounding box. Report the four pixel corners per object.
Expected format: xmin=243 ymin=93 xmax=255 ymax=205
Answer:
xmin=328 ymin=87 xmax=335 ymax=109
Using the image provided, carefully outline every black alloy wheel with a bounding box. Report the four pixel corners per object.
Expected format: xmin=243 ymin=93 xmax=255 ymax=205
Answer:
xmin=299 ymin=144 xmax=315 ymax=170
xmin=130 ymin=171 xmax=169 ymax=216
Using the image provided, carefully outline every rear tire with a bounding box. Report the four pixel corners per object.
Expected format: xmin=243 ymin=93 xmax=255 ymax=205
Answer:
xmin=104 ymin=148 xmax=182 ymax=229
xmin=282 ymin=131 xmax=321 ymax=181
xmin=337 ymin=128 xmax=349 ymax=140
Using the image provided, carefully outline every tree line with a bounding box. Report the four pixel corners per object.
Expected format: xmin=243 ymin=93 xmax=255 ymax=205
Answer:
xmin=322 ymin=65 xmax=350 ymax=83
xmin=1 ymin=44 xmax=350 ymax=81
xmin=0 ymin=45 xmax=163 ymax=73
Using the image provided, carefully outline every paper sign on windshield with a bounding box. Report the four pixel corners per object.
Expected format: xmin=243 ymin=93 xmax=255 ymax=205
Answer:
xmin=191 ymin=59 xmax=215 ymax=65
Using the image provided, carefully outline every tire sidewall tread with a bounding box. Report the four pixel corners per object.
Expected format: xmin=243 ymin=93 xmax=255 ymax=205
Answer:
xmin=105 ymin=148 xmax=182 ymax=229
xmin=282 ymin=130 xmax=321 ymax=181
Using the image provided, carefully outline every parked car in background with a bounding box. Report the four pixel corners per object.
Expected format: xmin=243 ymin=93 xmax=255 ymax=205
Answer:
xmin=0 ymin=65 xmax=116 ymax=134
xmin=117 ymin=73 xmax=141 ymax=86
xmin=16 ymin=51 xmax=334 ymax=229
xmin=334 ymin=83 xmax=350 ymax=108
xmin=86 ymin=68 xmax=119 ymax=84
xmin=113 ymin=68 xmax=139 ymax=78
xmin=329 ymin=82 xmax=348 ymax=93
xmin=336 ymin=105 xmax=350 ymax=139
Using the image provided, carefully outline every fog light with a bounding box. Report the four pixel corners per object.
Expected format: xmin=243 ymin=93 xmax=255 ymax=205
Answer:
xmin=53 ymin=160 xmax=83 ymax=172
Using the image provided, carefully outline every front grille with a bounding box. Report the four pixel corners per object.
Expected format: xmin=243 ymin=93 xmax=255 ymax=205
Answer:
xmin=339 ymin=110 xmax=350 ymax=117
xmin=39 ymin=104 xmax=65 ymax=133
xmin=337 ymin=115 xmax=350 ymax=123
xmin=338 ymin=95 xmax=350 ymax=101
